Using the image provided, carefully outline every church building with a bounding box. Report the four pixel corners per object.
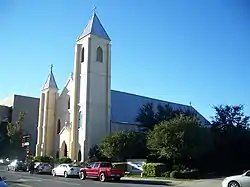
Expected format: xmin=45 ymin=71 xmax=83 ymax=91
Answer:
xmin=35 ymin=11 xmax=208 ymax=161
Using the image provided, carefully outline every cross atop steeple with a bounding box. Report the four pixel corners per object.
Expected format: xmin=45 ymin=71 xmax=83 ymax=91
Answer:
xmin=50 ymin=64 xmax=53 ymax=72
xmin=77 ymin=7 xmax=110 ymax=41
xmin=92 ymin=5 xmax=97 ymax=14
xmin=42 ymin=64 xmax=58 ymax=91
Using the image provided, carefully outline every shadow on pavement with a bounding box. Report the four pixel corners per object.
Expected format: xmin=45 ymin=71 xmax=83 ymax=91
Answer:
xmin=109 ymin=179 xmax=173 ymax=186
xmin=5 ymin=181 xmax=25 ymax=185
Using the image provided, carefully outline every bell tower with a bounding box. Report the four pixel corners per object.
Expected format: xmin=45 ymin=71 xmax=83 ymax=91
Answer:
xmin=36 ymin=65 xmax=59 ymax=156
xmin=70 ymin=11 xmax=111 ymax=160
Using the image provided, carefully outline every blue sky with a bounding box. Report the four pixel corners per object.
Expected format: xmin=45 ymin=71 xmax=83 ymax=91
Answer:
xmin=0 ymin=0 xmax=249 ymax=121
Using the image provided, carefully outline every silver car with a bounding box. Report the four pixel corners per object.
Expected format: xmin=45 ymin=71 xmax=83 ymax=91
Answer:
xmin=34 ymin=162 xmax=53 ymax=174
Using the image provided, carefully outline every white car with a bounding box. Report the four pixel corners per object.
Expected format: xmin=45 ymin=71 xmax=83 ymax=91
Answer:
xmin=222 ymin=170 xmax=250 ymax=187
xmin=51 ymin=164 xmax=80 ymax=178
xmin=0 ymin=176 xmax=7 ymax=187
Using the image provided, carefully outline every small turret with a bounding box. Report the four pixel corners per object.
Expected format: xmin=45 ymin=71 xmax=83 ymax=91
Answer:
xmin=36 ymin=65 xmax=59 ymax=157
xmin=42 ymin=65 xmax=58 ymax=91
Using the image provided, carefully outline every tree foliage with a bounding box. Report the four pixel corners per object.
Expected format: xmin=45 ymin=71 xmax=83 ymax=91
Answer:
xmin=88 ymin=144 xmax=106 ymax=162
xmin=99 ymin=130 xmax=147 ymax=161
xmin=147 ymin=115 xmax=210 ymax=164
xmin=6 ymin=112 xmax=25 ymax=145
xmin=135 ymin=102 xmax=197 ymax=131
xmin=211 ymin=104 xmax=250 ymax=130
xmin=209 ymin=105 xmax=250 ymax=172
xmin=0 ymin=121 xmax=9 ymax=153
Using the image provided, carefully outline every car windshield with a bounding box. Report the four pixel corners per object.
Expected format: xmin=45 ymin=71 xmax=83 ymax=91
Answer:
xmin=100 ymin=163 xmax=113 ymax=168
xmin=68 ymin=164 xmax=79 ymax=167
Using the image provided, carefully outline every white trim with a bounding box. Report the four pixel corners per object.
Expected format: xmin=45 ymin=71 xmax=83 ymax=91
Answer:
xmin=58 ymin=126 xmax=66 ymax=135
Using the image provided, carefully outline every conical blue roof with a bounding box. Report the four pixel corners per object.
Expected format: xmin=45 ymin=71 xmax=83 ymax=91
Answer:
xmin=78 ymin=13 xmax=110 ymax=41
xmin=42 ymin=68 xmax=58 ymax=91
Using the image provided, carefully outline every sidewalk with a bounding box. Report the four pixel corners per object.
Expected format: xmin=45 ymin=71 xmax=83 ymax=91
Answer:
xmin=122 ymin=177 xmax=223 ymax=187
xmin=122 ymin=177 xmax=184 ymax=185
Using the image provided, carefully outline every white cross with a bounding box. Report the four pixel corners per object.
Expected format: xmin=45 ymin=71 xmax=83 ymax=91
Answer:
xmin=93 ymin=6 xmax=97 ymax=14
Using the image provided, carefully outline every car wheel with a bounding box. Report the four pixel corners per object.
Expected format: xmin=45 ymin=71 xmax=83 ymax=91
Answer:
xmin=79 ymin=171 xmax=86 ymax=180
xmin=52 ymin=170 xmax=56 ymax=177
xmin=64 ymin=171 xmax=68 ymax=178
xmin=99 ymin=172 xmax=106 ymax=182
xmin=228 ymin=181 xmax=240 ymax=187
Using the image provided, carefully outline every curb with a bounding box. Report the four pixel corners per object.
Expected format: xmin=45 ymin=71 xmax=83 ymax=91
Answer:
xmin=122 ymin=177 xmax=182 ymax=183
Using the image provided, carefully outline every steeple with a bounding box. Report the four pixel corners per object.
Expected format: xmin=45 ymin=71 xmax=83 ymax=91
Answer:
xmin=42 ymin=64 xmax=58 ymax=91
xmin=77 ymin=11 xmax=110 ymax=41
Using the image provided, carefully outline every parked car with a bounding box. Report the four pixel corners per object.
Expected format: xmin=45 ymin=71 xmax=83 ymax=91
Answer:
xmin=0 ymin=158 xmax=10 ymax=165
xmin=0 ymin=176 xmax=7 ymax=187
xmin=6 ymin=160 xmax=26 ymax=172
xmin=222 ymin=170 xmax=250 ymax=187
xmin=52 ymin=164 xmax=80 ymax=178
xmin=79 ymin=162 xmax=125 ymax=182
xmin=34 ymin=162 xmax=53 ymax=174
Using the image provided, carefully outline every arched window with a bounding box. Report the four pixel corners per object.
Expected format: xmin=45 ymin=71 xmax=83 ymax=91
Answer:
xmin=81 ymin=48 xmax=84 ymax=62
xmin=64 ymin=144 xmax=68 ymax=157
xmin=57 ymin=119 xmax=61 ymax=134
xmin=78 ymin=111 xmax=82 ymax=128
xmin=68 ymin=98 xmax=70 ymax=109
xmin=96 ymin=46 xmax=103 ymax=62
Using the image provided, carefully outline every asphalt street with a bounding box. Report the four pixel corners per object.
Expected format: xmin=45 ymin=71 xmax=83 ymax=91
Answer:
xmin=0 ymin=165 xmax=223 ymax=187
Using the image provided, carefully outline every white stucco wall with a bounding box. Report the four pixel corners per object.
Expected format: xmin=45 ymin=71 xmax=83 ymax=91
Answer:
xmin=77 ymin=34 xmax=111 ymax=160
xmin=55 ymin=77 xmax=73 ymax=156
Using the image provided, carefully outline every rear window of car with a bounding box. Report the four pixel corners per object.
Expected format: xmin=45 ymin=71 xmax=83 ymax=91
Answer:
xmin=100 ymin=163 xmax=112 ymax=168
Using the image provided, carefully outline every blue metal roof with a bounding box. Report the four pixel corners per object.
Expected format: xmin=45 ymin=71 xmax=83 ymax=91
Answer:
xmin=78 ymin=13 xmax=110 ymax=41
xmin=42 ymin=70 xmax=58 ymax=91
xmin=110 ymin=90 xmax=209 ymax=125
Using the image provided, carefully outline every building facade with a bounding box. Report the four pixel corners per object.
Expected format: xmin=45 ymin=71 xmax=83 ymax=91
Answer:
xmin=0 ymin=95 xmax=39 ymax=156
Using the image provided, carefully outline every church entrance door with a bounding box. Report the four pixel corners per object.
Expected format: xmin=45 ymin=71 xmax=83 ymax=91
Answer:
xmin=60 ymin=141 xmax=68 ymax=157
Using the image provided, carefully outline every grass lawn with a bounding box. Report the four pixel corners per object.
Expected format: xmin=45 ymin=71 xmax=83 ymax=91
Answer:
xmin=124 ymin=173 xmax=195 ymax=181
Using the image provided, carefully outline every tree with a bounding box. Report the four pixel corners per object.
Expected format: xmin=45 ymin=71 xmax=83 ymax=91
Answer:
xmin=99 ymin=130 xmax=147 ymax=161
xmin=147 ymin=115 xmax=210 ymax=167
xmin=6 ymin=112 xmax=25 ymax=146
xmin=135 ymin=103 xmax=158 ymax=130
xmin=211 ymin=104 xmax=250 ymax=131
xmin=210 ymin=105 xmax=250 ymax=172
xmin=135 ymin=102 xmax=197 ymax=131
xmin=0 ymin=121 xmax=9 ymax=154
xmin=88 ymin=144 xmax=108 ymax=162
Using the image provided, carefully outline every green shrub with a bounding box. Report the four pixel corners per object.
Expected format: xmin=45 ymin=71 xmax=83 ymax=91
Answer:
xmin=170 ymin=170 xmax=202 ymax=179
xmin=161 ymin=171 xmax=171 ymax=178
xmin=170 ymin=171 xmax=181 ymax=178
xmin=34 ymin=156 xmax=53 ymax=163
xmin=112 ymin=162 xmax=127 ymax=171
xmin=142 ymin=163 xmax=166 ymax=177
xmin=59 ymin=157 xmax=72 ymax=164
